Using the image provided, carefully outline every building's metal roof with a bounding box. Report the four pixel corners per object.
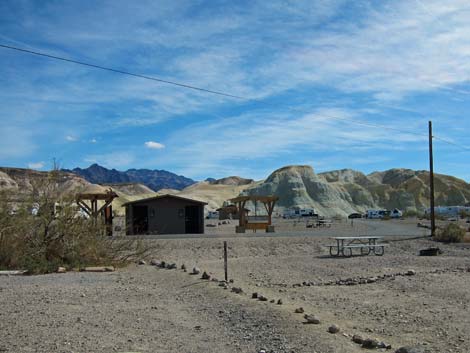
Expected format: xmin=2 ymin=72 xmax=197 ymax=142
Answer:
xmin=121 ymin=194 xmax=208 ymax=206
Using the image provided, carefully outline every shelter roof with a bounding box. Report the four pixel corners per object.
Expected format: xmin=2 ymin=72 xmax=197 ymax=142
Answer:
xmin=122 ymin=194 xmax=208 ymax=206
xmin=230 ymin=195 xmax=279 ymax=203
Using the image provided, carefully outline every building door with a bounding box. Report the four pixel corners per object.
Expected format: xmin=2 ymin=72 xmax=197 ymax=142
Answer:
xmin=185 ymin=205 xmax=200 ymax=233
xmin=133 ymin=205 xmax=148 ymax=234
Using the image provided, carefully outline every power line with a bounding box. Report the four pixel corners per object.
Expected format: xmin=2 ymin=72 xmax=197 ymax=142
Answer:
xmin=433 ymin=135 xmax=470 ymax=151
xmin=0 ymin=43 xmax=248 ymax=100
xmin=2 ymin=44 xmax=469 ymax=152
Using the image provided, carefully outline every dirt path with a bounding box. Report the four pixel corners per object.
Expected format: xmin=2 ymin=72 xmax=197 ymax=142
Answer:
xmin=1 ymin=265 xmax=362 ymax=353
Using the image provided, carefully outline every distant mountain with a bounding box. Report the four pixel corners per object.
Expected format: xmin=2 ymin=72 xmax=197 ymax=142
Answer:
xmin=65 ymin=164 xmax=196 ymax=191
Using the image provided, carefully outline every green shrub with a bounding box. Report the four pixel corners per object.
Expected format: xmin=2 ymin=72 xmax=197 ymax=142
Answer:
xmin=0 ymin=170 xmax=153 ymax=273
xmin=434 ymin=223 xmax=465 ymax=243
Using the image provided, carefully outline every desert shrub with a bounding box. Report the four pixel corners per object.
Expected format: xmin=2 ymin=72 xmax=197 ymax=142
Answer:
xmin=402 ymin=210 xmax=417 ymax=218
xmin=434 ymin=223 xmax=465 ymax=243
xmin=0 ymin=169 xmax=153 ymax=273
xmin=459 ymin=209 xmax=470 ymax=219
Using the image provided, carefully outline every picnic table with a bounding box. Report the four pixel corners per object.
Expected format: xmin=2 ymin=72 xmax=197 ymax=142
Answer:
xmin=306 ymin=219 xmax=332 ymax=228
xmin=328 ymin=236 xmax=387 ymax=257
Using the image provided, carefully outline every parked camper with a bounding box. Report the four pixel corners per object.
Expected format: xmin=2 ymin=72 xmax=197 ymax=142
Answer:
xmin=206 ymin=211 xmax=219 ymax=219
xmin=366 ymin=209 xmax=390 ymax=219
xmin=425 ymin=205 xmax=470 ymax=217
xmin=283 ymin=208 xmax=316 ymax=218
xmin=390 ymin=208 xmax=403 ymax=218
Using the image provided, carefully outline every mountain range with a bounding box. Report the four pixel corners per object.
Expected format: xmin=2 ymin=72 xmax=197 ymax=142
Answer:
xmin=2 ymin=164 xmax=469 ymax=217
xmin=65 ymin=164 xmax=195 ymax=191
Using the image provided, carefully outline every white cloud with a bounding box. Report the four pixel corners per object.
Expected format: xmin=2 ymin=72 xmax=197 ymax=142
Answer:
xmin=145 ymin=141 xmax=165 ymax=149
xmin=66 ymin=135 xmax=78 ymax=142
xmin=90 ymin=138 xmax=97 ymax=143
xmin=28 ymin=161 xmax=45 ymax=169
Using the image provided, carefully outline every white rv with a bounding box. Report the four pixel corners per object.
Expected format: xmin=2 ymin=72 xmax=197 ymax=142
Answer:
xmin=390 ymin=208 xmax=403 ymax=218
xmin=283 ymin=208 xmax=316 ymax=218
xmin=366 ymin=209 xmax=390 ymax=219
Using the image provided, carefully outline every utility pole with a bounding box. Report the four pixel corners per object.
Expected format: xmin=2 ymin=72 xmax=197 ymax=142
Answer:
xmin=429 ymin=121 xmax=436 ymax=237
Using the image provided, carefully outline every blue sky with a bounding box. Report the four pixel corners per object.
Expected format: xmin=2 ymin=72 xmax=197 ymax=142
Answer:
xmin=1 ymin=0 xmax=470 ymax=181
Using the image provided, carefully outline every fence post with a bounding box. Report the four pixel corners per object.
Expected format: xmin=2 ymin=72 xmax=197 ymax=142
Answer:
xmin=224 ymin=241 xmax=228 ymax=282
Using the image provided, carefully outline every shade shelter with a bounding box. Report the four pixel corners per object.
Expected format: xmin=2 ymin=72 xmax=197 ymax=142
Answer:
xmin=76 ymin=185 xmax=118 ymax=236
xmin=123 ymin=194 xmax=207 ymax=235
xmin=216 ymin=204 xmax=250 ymax=220
xmin=229 ymin=195 xmax=279 ymax=233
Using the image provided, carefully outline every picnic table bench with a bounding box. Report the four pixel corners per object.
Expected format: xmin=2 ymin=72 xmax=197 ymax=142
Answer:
xmin=306 ymin=219 xmax=332 ymax=228
xmin=327 ymin=236 xmax=387 ymax=257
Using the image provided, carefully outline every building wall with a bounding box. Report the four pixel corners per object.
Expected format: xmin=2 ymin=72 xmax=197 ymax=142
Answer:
xmin=126 ymin=197 xmax=204 ymax=235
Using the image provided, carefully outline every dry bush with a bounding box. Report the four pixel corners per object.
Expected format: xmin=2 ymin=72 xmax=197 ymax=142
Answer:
xmin=402 ymin=210 xmax=418 ymax=218
xmin=434 ymin=223 xmax=465 ymax=243
xmin=0 ymin=169 xmax=154 ymax=273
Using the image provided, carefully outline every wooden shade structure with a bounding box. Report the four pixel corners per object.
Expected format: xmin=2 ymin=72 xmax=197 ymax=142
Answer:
xmin=229 ymin=195 xmax=278 ymax=232
xmin=76 ymin=186 xmax=118 ymax=236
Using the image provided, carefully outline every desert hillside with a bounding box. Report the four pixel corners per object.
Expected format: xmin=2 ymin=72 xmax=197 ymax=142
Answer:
xmin=0 ymin=167 xmax=158 ymax=215
xmin=243 ymin=165 xmax=470 ymax=217
xmin=170 ymin=178 xmax=260 ymax=211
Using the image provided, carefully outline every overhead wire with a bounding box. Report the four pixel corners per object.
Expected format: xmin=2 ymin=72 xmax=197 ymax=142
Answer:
xmin=0 ymin=43 xmax=248 ymax=100
xmin=1 ymin=43 xmax=469 ymax=152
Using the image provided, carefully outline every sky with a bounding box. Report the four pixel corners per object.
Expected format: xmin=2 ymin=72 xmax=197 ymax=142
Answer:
xmin=1 ymin=0 xmax=470 ymax=181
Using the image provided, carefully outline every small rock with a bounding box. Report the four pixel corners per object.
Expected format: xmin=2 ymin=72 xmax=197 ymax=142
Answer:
xmin=201 ymin=271 xmax=211 ymax=280
xmin=304 ymin=314 xmax=320 ymax=324
xmin=232 ymin=286 xmax=243 ymax=293
xmin=270 ymin=299 xmax=275 ymax=303
xmin=150 ymin=259 xmax=160 ymax=266
xmin=378 ymin=342 xmax=392 ymax=349
xmin=57 ymin=267 xmax=66 ymax=273
xmin=352 ymin=335 xmax=364 ymax=344
xmin=252 ymin=292 xmax=258 ymax=299
xmin=229 ymin=279 xmax=234 ymax=283
xmin=406 ymin=269 xmax=416 ymax=276
xmin=277 ymin=299 xmax=283 ymax=305
xmin=166 ymin=263 xmax=177 ymax=269
xmin=395 ymin=346 xmax=425 ymax=353
xmin=191 ymin=267 xmax=200 ymax=275
xmin=258 ymin=295 xmax=268 ymax=301
xmin=138 ymin=260 xmax=146 ymax=265
xmin=181 ymin=264 xmax=186 ymax=270
xmin=294 ymin=307 xmax=304 ymax=314
xmin=159 ymin=261 xmax=166 ymax=268
xmin=362 ymin=338 xmax=379 ymax=349
xmin=328 ymin=324 xmax=340 ymax=334
xmin=259 ymin=350 xmax=266 ymax=353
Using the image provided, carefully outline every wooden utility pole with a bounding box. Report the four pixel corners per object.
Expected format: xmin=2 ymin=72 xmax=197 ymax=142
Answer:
xmin=429 ymin=121 xmax=436 ymax=237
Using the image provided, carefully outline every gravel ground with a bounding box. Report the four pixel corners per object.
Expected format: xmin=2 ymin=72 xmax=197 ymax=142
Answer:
xmin=1 ymin=220 xmax=469 ymax=353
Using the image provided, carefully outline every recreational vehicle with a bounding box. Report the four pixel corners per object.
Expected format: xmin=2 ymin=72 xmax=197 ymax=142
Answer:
xmin=366 ymin=209 xmax=390 ymax=219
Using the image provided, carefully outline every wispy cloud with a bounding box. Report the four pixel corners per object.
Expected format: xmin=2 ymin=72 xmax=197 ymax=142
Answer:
xmin=1 ymin=0 xmax=470 ymax=179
